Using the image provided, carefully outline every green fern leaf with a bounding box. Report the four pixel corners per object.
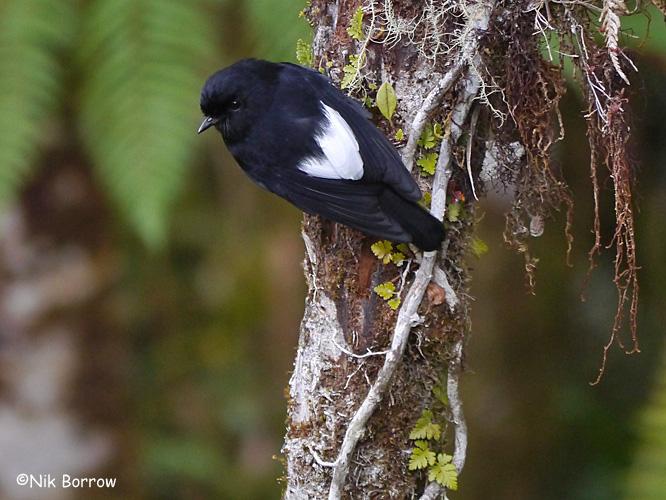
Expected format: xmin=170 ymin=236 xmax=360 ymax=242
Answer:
xmin=374 ymin=281 xmax=396 ymax=301
xmin=78 ymin=0 xmax=217 ymax=246
xmin=417 ymin=123 xmax=437 ymax=149
xmin=408 ymin=440 xmax=436 ymax=470
xmin=409 ymin=409 xmax=442 ymax=440
xmin=428 ymin=453 xmax=458 ymax=490
xmin=417 ymin=152 xmax=438 ymax=176
xmin=391 ymin=251 xmax=406 ymax=266
xmin=387 ymin=297 xmax=401 ymax=310
xmin=347 ymin=7 xmax=364 ymax=40
xmin=371 ymin=240 xmax=393 ymax=264
xmin=0 ymin=0 xmax=76 ymax=206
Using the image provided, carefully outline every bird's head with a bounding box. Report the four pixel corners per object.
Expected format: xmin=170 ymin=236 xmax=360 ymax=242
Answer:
xmin=198 ymin=59 xmax=278 ymax=143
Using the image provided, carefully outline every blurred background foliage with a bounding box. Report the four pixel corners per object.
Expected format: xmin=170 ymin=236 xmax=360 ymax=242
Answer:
xmin=0 ymin=1 xmax=664 ymax=499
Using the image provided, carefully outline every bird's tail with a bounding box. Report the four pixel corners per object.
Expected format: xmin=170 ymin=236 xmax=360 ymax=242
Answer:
xmin=378 ymin=189 xmax=445 ymax=251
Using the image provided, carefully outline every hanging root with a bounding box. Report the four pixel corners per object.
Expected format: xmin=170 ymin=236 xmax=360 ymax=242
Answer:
xmin=478 ymin=1 xmax=640 ymax=377
xmin=585 ymin=84 xmax=640 ymax=385
xmin=558 ymin=6 xmax=640 ymax=383
xmin=484 ymin=3 xmax=572 ymax=291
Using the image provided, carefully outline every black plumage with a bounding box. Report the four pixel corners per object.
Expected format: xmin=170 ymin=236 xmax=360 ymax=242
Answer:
xmin=198 ymin=59 xmax=444 ymax=251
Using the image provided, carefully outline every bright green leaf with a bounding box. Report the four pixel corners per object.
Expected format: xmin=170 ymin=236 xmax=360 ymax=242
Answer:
xmin=394 ymin=128 xmax=404 ymax=141
xmin=396 ymin=243 xmax=410 ymax=254
xmin=409 ymin=409 xmax=442 ymax=441
xmin=419 ymin=192 xmax=432 ymax=209
xmin=391 ymin=251 xmax=406 ymax=266
xmin=374 ymin=281 xmax=396 ymax=300
xmin=428 ymin=454 xmax=458 ymax=490
xmin=417 ymin=152 xmax=438 ymax=176
xmin=376 ymin=81 xmax=397 ymax=120
xmin=371 ymin=240 xmax=393 ymax=264
xmin=408 ymin=441 xmax=436 ymax=470
xmin=347 ymin=7 xmax=364 ymax=40
xmin=418 ymin=123 xmax=437 ymax=149
xmin=387 ymin=297 xmax=401 ymax=310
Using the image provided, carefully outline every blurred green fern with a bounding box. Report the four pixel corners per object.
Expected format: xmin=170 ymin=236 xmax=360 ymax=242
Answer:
xmin=245 ymin=0 xmax=310 ymax=61
xmin=78 ymin=0 xmax=217 ymax=246
xmin=0 ymin=0 xmax=311 ymax=246
xmin=0 ymin=0 xmax=76 ymax=205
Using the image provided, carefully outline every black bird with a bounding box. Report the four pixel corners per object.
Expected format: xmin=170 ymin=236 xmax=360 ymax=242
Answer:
xmin=197 ymin=59 xmax=445 ymax=251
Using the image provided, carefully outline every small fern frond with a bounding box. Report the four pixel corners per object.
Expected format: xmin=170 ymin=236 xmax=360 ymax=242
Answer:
xmin=78 ymin=0 xmax=217 ymax=247
xmin=0 ymin=0 xmax=76 ymax=206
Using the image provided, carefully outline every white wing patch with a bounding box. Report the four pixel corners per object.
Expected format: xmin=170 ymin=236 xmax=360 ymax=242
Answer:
xmin=298 ymin=102 xmax=364 ymax=180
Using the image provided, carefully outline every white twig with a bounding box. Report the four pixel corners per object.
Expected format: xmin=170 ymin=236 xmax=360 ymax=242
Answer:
xmin=413 ymin=4 xmax=489 ymax=494
xmin=448 ymin=338 xmax=468 ymax=473
xmin=327 ymin=70 xmax=472 ymax=500
xmin=417 ymin=88 xmax=478 ymax=500
xmin=419 ymin=338 xmax=467 ymax=500
xmin=328 ymin=249 xmax=438 ymax=499
xmin=308 ymin=444 xmax=337 ymax=468
xmin=465 ymin=105 xmax=480 ymax=201
xmin=344 ymin=361 xmax=367 ymax=390
xmin=420 ymin=481 xmax=449 ymax=500
xmin=398 ymin=258 xmax=413 ymax=294
xmin=332 ymin=337 xmax=390 ymax=359
xmin=344 ymin=0 xmax=377 ymax=91
xmin=401 ymin=61 xmax=465 ymax=172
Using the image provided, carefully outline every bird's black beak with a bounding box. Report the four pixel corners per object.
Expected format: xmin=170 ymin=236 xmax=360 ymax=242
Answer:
xmin=197 ymin=116 xmax=219 ymax=134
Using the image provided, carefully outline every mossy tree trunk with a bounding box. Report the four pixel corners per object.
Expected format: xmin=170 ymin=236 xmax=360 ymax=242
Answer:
xmin=282 ymin=1 xmax=483 ymax=497
xmin=281 ymin=0 xmax=641 ymax=497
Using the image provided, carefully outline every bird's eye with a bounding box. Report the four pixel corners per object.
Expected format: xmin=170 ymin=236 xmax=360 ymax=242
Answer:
xmin=229 ymin=99 xmax=241 ymax=111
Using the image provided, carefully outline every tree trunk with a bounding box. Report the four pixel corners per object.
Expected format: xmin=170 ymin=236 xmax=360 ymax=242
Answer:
xmin=0 ymin=155 xmax=127 ymax=499
xmin=282 ymin=1 xmax=491 ymax=497
xmin=281 ymin=0 xmax=642 ymax=495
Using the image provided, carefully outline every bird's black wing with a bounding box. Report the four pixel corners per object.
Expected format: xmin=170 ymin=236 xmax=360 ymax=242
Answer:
xmin=279 ymin=63 xmax=422 ymax=203
xmin=267 ymin=169 xmax=411 ymax=242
